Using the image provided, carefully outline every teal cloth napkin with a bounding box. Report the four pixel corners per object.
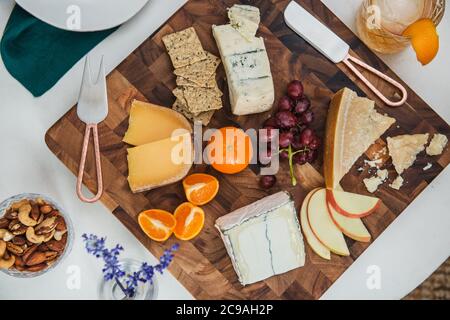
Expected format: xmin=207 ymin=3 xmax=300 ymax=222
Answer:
xmin=0 ymin=6 xmax=117 ymax=97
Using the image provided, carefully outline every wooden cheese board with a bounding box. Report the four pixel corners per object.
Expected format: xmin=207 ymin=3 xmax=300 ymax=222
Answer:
xmin=45 ymin=0 xmax=450 ymax=299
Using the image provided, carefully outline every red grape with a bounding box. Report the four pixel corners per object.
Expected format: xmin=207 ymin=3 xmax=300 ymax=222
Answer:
xmin=300 ymin=110 xmax=314 ymax=125
xmin=300 ymin=128 xmax=314 ymax=145
xmin=264 ymin=117 xmax=279 ymax=128
xmin=287 ymin=80 xmax=304 ymax=100
xmin=305 ymin=150 xmax=318 ymax=163
xmin=293 ymin=153 xmax=307 ymax=165
xmin=278 ymin=96 xmax=293 ymax=112
xmin=259 ymin=175 xmax=277 ymax=189
xmin=280 ymin=150 xmax=289 ymax=160
xmin=309 ymin=136 xmax=321 ymax=150
xmin=291 ymin=135 xmax=305 ymax=150
xmin=276 ymin=111 xmax=297 ymax=129
xmin=294 ymin=97 xmax=311 ymax=114
xmin=279 ymin=132 xmax=294 ymax=148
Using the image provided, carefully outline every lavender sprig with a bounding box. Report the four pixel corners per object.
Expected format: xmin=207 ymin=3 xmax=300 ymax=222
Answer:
xmin=82 ymin=234 xmax=179 ymax=298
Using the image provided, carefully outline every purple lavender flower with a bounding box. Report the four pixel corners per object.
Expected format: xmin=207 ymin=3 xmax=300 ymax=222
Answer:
xmin=82 ymin=233 xmax=179 ymax=298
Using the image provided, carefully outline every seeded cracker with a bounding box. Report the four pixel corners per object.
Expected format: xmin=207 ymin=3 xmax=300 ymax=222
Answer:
xmin=176 ymin=76 xmax=217 ymax=89
xmin=173 ymin=99 xmax=215 ymax=126
xmin=182 ymin=86 xmax=223 ymax=113
xmin=174 ymin=52 xmax=221 ymax=78
xmin=162 ymin=27 xmax=207 ymax=68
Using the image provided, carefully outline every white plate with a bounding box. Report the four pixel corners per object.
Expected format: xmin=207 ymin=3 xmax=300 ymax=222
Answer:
xmin=15 ymin=0 xmax=150 ymax=32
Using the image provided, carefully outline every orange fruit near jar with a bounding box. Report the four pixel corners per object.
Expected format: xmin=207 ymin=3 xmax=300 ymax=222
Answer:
xmin=173 ymin=202 xmax=205 ymax=241
xmin=183 ymin=173 xmax=219 ymax=206
xmin=207 ymin=127 xmax=253 ymax=174
xmin=138 ymin=209 xmax=176 ymax=242
xmin=403 ymin=19 xmax=439 ymax=66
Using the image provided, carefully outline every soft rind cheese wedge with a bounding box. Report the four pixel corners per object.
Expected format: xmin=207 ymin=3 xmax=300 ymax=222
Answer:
xmin=215 ymin=192 xmax=305 ymax=286
xmin=127 ymin=132 xmax=193 ymax=193
xmin=324 ymin=88 xmax=396 ymax=189
xmin=213 ymin=24 xmax=274 ymax=116
xmin=387 ymin=134 xmax=429 ymax=175
xmin=123 ymin=100 xmax=192 ymax=146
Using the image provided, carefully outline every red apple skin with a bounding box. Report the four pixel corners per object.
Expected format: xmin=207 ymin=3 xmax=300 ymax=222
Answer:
xmin=326 ymin=189 xmax=380 ymax=218
xmin=327 ymin=202 xmax=371 ymax=243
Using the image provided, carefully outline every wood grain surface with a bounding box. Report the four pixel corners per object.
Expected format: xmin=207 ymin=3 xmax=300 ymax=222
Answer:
xmin=45 ymin=0 xmax=450 ymax=299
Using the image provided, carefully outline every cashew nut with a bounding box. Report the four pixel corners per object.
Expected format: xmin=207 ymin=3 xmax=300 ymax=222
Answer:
xmin=53 ymin=230 xmax=67 ymax=241
xmin=18 ymin=204 xmax=38 ymax=227
xmin=0 ymin=240 xmax=6 ymax=258
xmin=0 ymin=229 xmax=14 ymax=242
xmin=0 ymin=255 xmax=15 ymax=269
xmin=25 ymin=227 xmax=45 ymax=244
xmin=43 ymin=230 xmax=56 ymax=242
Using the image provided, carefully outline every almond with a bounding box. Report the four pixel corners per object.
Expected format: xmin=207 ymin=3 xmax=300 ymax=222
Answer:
xmin=0 ymin=218 xmax=9 ymax=229
xmin=26 ymin=263 xmax=48 ymax=272
xmin=46 ymin=239 xmax=65 ymax=252
xmin=26 ymin=251 xmax=48 ymax=266
xmin=39 ymin=205 xmax=53 ymax=214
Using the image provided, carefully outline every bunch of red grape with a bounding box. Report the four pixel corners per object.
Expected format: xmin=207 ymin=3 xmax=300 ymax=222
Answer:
xmin=260 ymin=80 xmax=321 ymax=189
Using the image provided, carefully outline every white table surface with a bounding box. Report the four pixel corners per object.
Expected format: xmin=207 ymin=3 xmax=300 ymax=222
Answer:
xmin=0 ymin=0 xmax=448 ymax=300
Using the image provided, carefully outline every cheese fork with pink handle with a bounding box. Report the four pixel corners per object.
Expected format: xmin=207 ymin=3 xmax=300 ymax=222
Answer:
xmin=76 ymin=56 xmax=108 ymax=203
xmin=284 ymin=1 xmax=407 ymax=107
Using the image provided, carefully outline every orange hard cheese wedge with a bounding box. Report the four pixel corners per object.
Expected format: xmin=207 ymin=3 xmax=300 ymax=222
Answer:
xmin=138 ymin=209 xmax=176 ymax=242
xmin=183 ymin=173 xmax=219 ymax=206
xmin=403 ymin=19 xmax=439 ymax=66
xmin=173 ymin=202 xmax=205 ymax=241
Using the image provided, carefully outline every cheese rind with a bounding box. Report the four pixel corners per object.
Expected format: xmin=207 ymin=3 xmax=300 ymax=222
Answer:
xmin=127 ymin=132 xmax=193 ymax=193
xmin=228 ymin=5 xmax=260 ymax=41
xmin=213 ymin=23 xmax=274 ymax=116
xmin=123 ymin=100 xmax=192 ymax=146
xmin=215 ymin=192 xmax=305 ymax=286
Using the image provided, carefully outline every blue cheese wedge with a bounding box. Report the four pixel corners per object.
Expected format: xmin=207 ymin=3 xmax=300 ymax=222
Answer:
xmin=213 ymin=20 xmax=274 ymax=116
xmin=215 ymin=192 xmax=305 ymax=286
xmin=228 ymin=4 xmax=260 ymax=41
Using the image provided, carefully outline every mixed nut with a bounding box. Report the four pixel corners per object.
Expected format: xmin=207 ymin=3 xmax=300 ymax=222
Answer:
xmin=0 ymin=198 xmax=68 ymax=272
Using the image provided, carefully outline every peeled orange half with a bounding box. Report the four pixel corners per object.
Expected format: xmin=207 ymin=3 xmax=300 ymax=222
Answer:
xmin=138 ymin=209 xmax=176 ymax=242
xmin=207 ymin=127 xmax=253 ymax=175
xmin=173 ymin=202 xmax=205 ymax=241
xmin=403 ymin=19 xmax=439 ymax=66
xmin=183 ymin=173 xmax=219 ymax=206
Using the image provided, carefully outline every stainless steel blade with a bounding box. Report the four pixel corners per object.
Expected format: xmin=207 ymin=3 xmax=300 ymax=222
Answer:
xmin=77 ymin=56 xmax=109 ymax=125
xmin=284 ymin=1 xmax=350 ymax=64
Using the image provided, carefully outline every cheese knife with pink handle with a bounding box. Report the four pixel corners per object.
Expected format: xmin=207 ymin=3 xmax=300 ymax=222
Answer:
xmin=76 ymin=56 xmax=108 ymax=203
xmin=284 ymin=1 xmax=407 ymax=107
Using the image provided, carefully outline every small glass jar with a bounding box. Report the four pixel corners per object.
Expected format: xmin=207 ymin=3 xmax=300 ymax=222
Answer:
xmin=98 ymin=258 xmax=159 ymax=300
xmin=356 ymin=0 xmax=446 ymax=54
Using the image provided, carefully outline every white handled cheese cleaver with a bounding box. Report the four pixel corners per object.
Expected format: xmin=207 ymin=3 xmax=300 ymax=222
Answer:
xmin=284 ymin=1 xmax=407 ymax=107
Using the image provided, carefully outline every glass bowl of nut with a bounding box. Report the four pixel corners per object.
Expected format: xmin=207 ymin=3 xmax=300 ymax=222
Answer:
xmin=0 ymin=193 xmax=74 ymax=278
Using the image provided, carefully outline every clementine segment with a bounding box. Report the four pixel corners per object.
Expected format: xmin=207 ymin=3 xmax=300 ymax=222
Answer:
xmin=403 ymin=19 xmax=439 ymax=66
xmin=138 ymin=209 xmax=176 ymax=242
xmin=173 ymin=202 xmax=205 ymax=241
xmin=207 ymin=127 xmax=253 ymax=174
xmin=183 ymin=173 xmax=219 ymax=205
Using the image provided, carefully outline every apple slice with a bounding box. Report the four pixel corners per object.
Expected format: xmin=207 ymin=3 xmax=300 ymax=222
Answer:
xmin=300 ymin=189 xmax=331 ymax=260
xmin=327 ymin=202 xmax=371 ymax=243
xmin=326 ymin=189 xmax=380 ymax=218
xmin=307 ymin=189 xmax=350 ymax=256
